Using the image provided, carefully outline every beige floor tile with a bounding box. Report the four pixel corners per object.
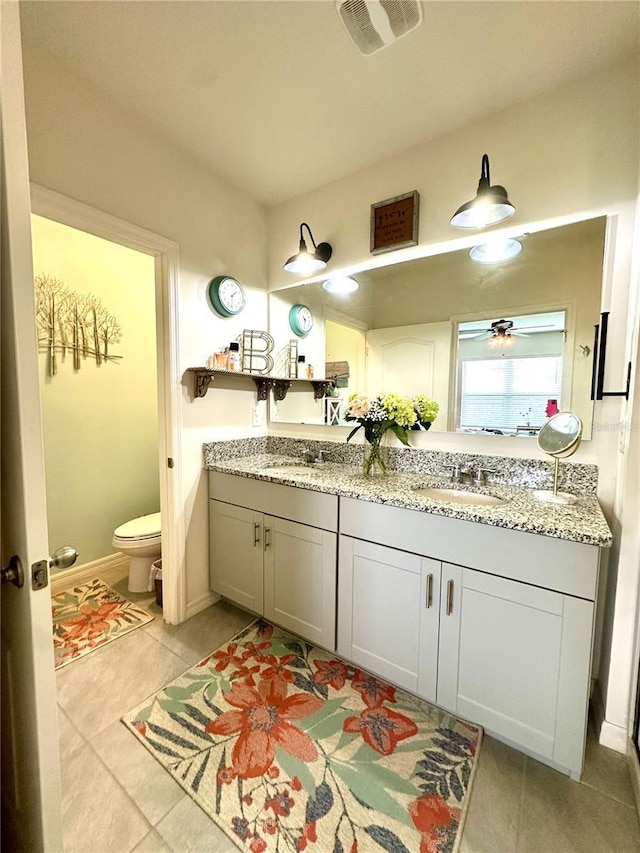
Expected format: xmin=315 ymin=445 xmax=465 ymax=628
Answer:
xmin=58 ymin=706 xmax=86 ymax=763
xmin=155 ymin=796 xmax=237 ymax=853
xmin=90 ymin=719 xmax=186 ymax=826
xmin=57 ymin=629 xmax=187 ymax=738
xmin=60 ymin=739 xmax=150 ymax=853
xmin=517 ymin=758 xmax=640 ymax=853
xmin=460 ymin=734 xmax=525 ymax=853
xmin=581 ymin=718 xmax=636 ymax=808
xmin=142 ymin=599 xmax=254 ymax=665
xmin=130 ymin=829 xmax=174 ymax=853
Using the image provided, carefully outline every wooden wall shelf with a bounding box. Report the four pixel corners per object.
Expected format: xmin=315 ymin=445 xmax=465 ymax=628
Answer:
xmin=187 ymin=368 xmax=334 ymax=401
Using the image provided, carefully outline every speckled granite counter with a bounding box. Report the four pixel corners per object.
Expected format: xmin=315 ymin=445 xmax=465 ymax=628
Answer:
xmin=206 ymin=452 xmax=612 ymax=548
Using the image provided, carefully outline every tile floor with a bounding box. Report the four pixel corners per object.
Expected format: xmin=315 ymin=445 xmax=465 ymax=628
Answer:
xmin=56 ymin=567 xmax=640 ymax=853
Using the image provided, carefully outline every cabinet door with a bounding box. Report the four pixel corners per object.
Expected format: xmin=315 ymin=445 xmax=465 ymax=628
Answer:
xmin=263 ymin=516 xmax=337 ymax=649
xmin=437 ymin=564 xmax=593 ymax=776
xmin=209 ymin=500 xmax=264 ymax=613
xmin=338 ymin=537 xmax=440 ymax=700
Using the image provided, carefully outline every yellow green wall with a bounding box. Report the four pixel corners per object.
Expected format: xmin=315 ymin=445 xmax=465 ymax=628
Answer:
xmin=32 ymin=214 xmax=159 ymax=567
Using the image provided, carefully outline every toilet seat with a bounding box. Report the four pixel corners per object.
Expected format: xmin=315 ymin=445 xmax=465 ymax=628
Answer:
xmin=113 ymin=512 xmax=161 ymax=541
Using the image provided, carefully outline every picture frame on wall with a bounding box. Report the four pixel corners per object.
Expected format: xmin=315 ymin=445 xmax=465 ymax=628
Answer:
xmin=370 ymin=190 xmax=420 ymax=255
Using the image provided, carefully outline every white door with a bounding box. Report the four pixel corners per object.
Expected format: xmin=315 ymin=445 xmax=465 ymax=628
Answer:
xmin=209 ymin=500 xmax=264 ymax=613
xmin=264 ymin=516 xmax=337 ymax=649
xmin=337 ymin=537 xmax=441 ymax=699
xmin=0 ymin=5 xmax=63 ymax=850
xmin=365 ymin=322 xmax=451 ymax=425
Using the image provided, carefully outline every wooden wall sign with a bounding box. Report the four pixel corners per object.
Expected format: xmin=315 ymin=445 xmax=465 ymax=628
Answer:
xmin=370 ymin=190 xmax=420 ymax=255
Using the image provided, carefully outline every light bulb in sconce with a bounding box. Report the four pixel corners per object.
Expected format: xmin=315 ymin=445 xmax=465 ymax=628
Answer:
xmin=450 ymin=154 xmax=515 ymax=229
xmin=284 ymin=222 xmax=333 ymax=274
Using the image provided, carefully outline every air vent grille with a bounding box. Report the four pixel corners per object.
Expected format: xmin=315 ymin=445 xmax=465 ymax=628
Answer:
xmin=336 ymin=0 xmax=422 ymax=56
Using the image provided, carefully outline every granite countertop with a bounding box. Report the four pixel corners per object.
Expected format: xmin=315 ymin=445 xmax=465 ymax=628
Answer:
xmin=207 ymin=453 xmax=613 ymax=548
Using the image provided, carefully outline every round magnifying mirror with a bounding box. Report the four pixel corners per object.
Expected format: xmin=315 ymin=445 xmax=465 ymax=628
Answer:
xmin=533 ymin=412 xmax=583 ymax=504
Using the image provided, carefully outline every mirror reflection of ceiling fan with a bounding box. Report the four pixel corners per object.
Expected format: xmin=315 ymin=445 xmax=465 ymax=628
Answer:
xmin=460 ymin=318 xmax=559 ymax=341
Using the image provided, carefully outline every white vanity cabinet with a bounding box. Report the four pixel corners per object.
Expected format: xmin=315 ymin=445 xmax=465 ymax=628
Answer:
xmin=209 ymin=472 xmax=338 ymax=649
xmin=437 ymin=563 xmax=594 ymax=776
xmin=338 ymin=537 xmax=440 ymax=701
xmin=210 ymin=500 xmax=264 ymax=613
xmin=338 ymin=496 xmax=600 ymax=780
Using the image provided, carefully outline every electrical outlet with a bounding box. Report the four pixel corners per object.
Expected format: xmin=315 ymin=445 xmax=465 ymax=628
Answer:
xmin=252 ymin=407 xmax=261 ymax=428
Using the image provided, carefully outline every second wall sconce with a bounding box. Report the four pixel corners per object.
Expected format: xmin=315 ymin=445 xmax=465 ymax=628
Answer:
xmin=451 ymin=154 xmax=516 ymax=229
xmin=283 ymin=222 xmax=333 ymax=274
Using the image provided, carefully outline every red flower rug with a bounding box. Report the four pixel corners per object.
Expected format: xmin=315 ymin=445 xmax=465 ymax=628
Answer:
xmin=52 ymin=577 xmax=154 ymax=670
xmin=123 ymin=620 xmax=482 ymax=853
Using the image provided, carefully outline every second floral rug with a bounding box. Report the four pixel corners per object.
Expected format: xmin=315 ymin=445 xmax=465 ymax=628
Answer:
xmin=52 ymin=577 xmax=154 ymax=670
xmin=123 ymin=619 xmax=482 ymax=853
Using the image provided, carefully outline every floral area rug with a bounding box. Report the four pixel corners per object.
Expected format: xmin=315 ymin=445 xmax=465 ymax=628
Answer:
xmin=123 ymin=620 xmax=482 ymax=853
xmin=52 ymin=577 xmax=154 ymax=670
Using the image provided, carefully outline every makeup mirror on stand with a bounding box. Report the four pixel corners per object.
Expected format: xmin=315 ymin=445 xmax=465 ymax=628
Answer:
xmin=533 ymin=412 xmax=583 ymax=504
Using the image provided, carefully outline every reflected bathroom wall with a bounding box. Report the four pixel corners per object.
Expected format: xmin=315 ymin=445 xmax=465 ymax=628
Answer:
xmin=269 ymin=217 xmax=605 ymax=439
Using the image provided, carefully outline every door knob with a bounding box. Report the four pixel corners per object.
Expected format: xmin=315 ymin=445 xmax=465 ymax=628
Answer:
xmin=50 ymin=546 xmax=79 ymax=570
xmin=1 ymin=556 xmax=25 ymax=588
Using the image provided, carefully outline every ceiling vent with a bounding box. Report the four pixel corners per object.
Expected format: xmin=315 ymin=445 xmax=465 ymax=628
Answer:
xmin=336 ymin=0 xmax=422 ymax=56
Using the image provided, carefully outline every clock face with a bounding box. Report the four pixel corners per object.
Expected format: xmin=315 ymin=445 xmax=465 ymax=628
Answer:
xmin=289 ymin=304 xmax=314 ymax=337
xmin=209 ymin=276 xmax=245 ymax=317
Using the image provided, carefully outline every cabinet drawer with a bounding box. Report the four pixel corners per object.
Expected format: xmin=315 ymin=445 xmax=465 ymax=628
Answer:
xmin=339 ymin=497 xmax=599 ymax=600
xmin=209 ymin=471 xmax=338 ymax=531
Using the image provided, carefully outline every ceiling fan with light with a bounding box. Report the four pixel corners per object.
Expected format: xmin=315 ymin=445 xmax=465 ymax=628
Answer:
xmin=459 ymin=318 xmax=560 ymax=346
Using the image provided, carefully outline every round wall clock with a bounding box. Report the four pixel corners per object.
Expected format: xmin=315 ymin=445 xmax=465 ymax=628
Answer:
xmin=209 ymin=276 xmax=246 ymax=317
xmin=289 ymin=304 xmax=314 ymax=337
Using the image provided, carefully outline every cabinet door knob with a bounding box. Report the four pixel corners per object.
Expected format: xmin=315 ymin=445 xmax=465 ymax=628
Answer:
xmin=264 ymin=527 xmax=271 ymax=550
xmin=426 ymin=573 xmax=433 ymax=609
xmin=254 ymin=523 xmax=260 ymax=547
xmin=446 ymin=579 xmax=454 ymax=616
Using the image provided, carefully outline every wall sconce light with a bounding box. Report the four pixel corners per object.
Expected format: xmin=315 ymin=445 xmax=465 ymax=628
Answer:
xmin=322 ymin=276 xmax=359 ymax=294
xmin=469 ymin=237 xmax=522 ymax=264
xmin=283 ymin=222 xmax=333 ymax=274
xmin=450 ymin=154 xmax=515 ymax=229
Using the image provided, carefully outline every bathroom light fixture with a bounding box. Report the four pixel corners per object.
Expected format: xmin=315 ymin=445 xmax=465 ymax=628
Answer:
xmin=283 ymin=222 xmax=333 ymax=274
xmin=322 ymin=276 xmax=359 ymax=294
xmin=469 ymin=237 xmax=522 ymax=264
xmin=450 ymin=154 xmax=515 ymax=229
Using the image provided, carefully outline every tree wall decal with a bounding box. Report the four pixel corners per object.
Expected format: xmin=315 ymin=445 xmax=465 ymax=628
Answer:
xmin=35 ymin=273 xmax=123 ymax=375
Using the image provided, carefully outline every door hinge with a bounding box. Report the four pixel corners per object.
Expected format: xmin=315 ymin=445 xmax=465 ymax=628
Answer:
xmin=167 ymin=457 xmax=174 ymax=469
xmin=32 ymin=560 xmax=49 ymax=591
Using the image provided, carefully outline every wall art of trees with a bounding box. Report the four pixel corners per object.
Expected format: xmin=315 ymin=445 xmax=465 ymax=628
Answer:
xmin=35 ymin=273 xmax=123 ymax=375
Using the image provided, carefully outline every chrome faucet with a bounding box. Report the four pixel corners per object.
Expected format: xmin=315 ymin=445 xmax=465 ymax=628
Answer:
xmin=443 ymin=463 xmax=470 ymax=484
xmin=472 ymin=466 xmax=494 ymax=485
xmin=301 ymin=448 xmax=329 ymax=464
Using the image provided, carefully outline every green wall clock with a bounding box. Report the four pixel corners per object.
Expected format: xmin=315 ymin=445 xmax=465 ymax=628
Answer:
xmin=289 ymin=304 xmax=314 ymax=337
xmin=209 ymin=276 xmax=246 ymax=317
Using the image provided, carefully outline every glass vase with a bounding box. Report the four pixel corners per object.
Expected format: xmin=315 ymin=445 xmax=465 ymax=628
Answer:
xmin=362 ymin=432 xmax=388 ymax=477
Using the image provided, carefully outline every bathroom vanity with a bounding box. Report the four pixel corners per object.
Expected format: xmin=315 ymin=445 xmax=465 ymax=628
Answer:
xmin=206 ymin=445 xmax=611 ymax=781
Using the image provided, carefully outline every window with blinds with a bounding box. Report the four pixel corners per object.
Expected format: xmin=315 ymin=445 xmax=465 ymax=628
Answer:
xmin=460 ymin=355 xmax=563 ymax=433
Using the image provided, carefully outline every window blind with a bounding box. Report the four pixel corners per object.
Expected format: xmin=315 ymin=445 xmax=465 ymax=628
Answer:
xmin=460 ymin=355 xmax=562 ymax=433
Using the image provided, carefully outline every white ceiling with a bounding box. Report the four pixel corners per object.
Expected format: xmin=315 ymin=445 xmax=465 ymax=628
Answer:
xmin=19 ymin=1 xmax=640 ymax=207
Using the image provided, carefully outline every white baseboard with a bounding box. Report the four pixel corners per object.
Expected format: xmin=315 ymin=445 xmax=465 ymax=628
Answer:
xmin=185 ymin=590 xmax=221 ymax=619
xmin=50 ymin=553 xmax=129 ymax=594
xmin=628 ymin=738 xmax=640 ymax=818
xmin=591 ymin=681 xmax=628 ymax=753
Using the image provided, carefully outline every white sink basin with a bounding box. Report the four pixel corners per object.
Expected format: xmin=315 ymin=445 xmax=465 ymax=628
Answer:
xmin=264 ymin=465 xmax=322 ymax=476
xmin=414 ymin=487 xmax=507 ymax=506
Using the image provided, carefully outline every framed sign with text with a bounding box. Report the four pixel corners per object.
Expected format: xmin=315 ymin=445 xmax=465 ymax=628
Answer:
xmin=370 ymin=190 xmax=420 ymax=255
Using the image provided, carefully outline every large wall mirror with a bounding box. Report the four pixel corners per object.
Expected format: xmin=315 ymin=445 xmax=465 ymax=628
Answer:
xmin=268 ymin=217 xmax=606 ymax=440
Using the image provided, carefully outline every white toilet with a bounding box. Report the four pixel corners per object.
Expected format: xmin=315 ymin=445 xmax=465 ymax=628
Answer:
xmin=113 ymin=512 xmax=162 ymax=593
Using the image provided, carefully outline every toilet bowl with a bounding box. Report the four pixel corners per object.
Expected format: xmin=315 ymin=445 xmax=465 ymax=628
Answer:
xmin=113 ymin=512 xmax=161 ymax=593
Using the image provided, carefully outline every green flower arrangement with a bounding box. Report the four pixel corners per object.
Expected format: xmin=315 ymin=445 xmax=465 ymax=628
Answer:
xmin=344 ymin=392 xmax=439 ymax=476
